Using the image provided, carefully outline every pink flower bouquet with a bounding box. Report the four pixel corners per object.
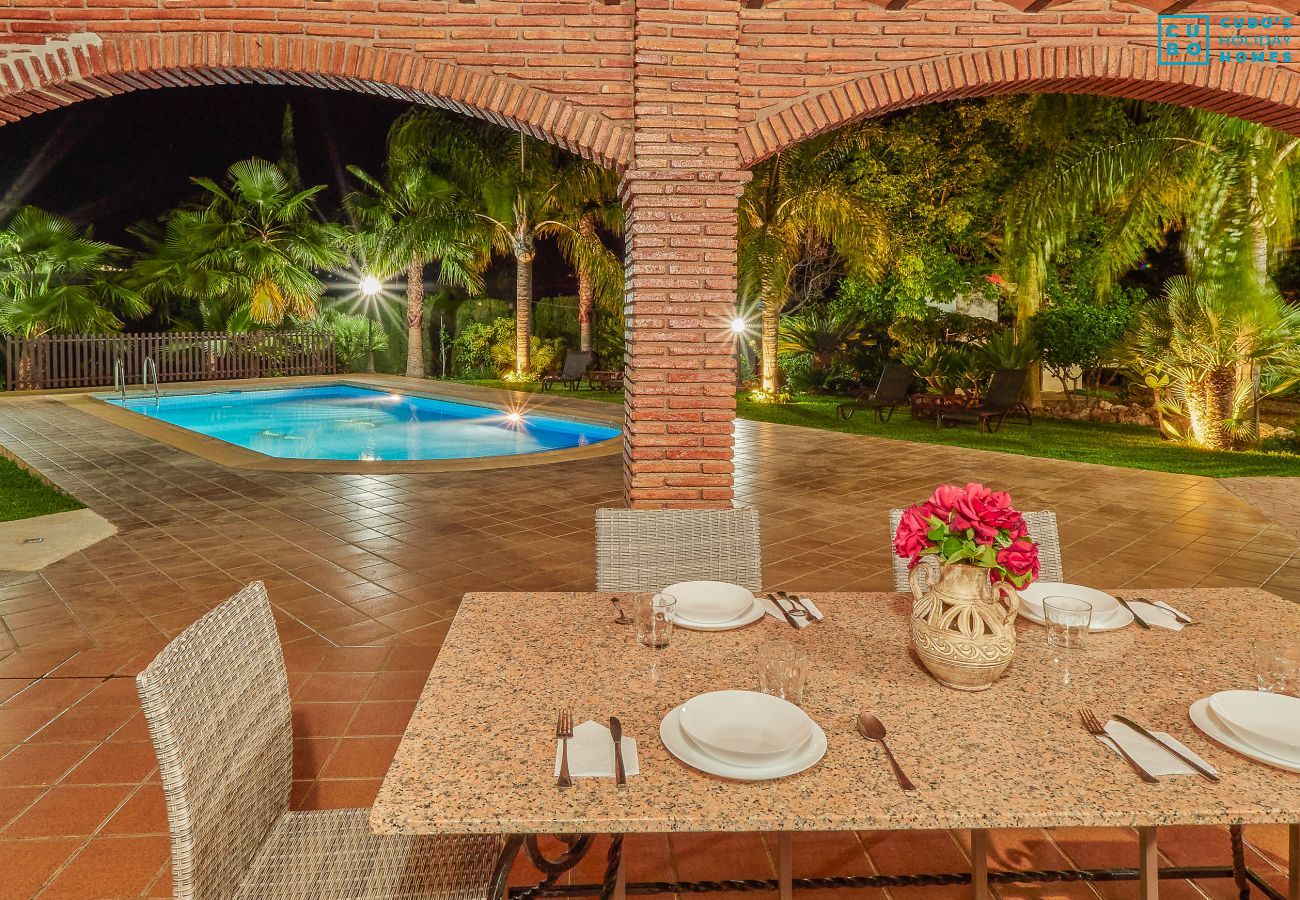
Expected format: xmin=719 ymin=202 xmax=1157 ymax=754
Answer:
xmin=894 ymin=483 xmax=1040 ymax=588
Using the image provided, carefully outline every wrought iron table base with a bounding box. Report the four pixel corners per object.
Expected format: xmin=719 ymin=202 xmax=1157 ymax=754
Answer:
xmin=506 ymin=824 xmax=1300 ymax=900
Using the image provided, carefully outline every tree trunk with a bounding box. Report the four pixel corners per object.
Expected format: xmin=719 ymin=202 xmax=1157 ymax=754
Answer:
xmin=405 ymin=256 xmax=426 ymax=379
xmin=15 ymin=341 xmax=40 ymax=391
xmin=760 ymin=297 xmax=781 ymax=394
xmin=1015 ymin=261 xmax=1044 ymax=409
xmin=1187 ymin=367 xmax=1238 ymax=449
xmin=577 ymin=216 xmax=596 ymax=353
xmin=514 ymin=234 xmax=535 ymax=376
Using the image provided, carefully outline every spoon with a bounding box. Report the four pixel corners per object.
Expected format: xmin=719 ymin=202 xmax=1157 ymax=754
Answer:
xmin=610 ymin=597 xmax=632 ymax=625
xmin=856 ymin=710 xmax=917 ymax=792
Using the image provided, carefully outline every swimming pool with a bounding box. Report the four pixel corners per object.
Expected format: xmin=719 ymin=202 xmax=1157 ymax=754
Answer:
xmin=104 ymin=385 xmax=620 ymax=462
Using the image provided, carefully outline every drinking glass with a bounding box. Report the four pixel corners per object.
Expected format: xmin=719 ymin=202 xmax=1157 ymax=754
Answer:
xmin=1043 ymin=596 xmax=1092 ymax=651
xmin=633 ymin=592 xmax=677 ymax=649
xmin=757 ymin=640 xmax=811 ymax=704
xmin=1253 ymin=639 xmax=1300 ymax=696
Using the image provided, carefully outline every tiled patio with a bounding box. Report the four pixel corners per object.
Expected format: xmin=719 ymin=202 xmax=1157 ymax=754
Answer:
xmin=0 ymin=384 xmax=1296 ymax=898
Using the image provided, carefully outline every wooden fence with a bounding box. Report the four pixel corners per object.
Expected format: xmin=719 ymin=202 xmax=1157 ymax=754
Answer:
xmin=4 ymin=331 xmax=337 ymax=391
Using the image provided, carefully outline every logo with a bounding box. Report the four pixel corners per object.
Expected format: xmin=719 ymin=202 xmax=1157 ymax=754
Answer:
xmin=1158 ymin=15 xmax=1210 ymax=66
xmin=1158 ymin=15 xmax=1296 ymax=66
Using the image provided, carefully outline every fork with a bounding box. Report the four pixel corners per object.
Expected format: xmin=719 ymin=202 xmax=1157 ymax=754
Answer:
xmin=1080 ymin=708 xmax=1158 ymax=784
xmin=556 ymin=709 xmax=574 ymax=789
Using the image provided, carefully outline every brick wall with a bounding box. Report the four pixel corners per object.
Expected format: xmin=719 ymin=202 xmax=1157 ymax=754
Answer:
xmin=4 ymin=0 xmax=1300 ymax=506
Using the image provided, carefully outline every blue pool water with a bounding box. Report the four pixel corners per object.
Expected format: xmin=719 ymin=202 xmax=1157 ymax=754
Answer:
xmin=105 ymin=385 xmax=620 ymax=461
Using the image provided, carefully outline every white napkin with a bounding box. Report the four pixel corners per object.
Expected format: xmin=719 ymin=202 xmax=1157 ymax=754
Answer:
xmin=553 ymin=720 xmax=641 ymax=779
xmin=1099 ymin=719 xmax=1218 ymax=777
xmin=757 ymin=594 xmax=824 ymax=628
xmin=1127 ymin=600 xmax=1190 ymax=631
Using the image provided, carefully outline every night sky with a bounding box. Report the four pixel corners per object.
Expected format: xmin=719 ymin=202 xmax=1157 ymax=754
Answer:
xmin=0 ymin=84 xmax=574 ymax=298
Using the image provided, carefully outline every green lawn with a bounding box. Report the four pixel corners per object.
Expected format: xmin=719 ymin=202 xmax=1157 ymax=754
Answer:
xmin=0 ymin=457 xmax=83 ymax=523
xmin=448 ymin=380 xmax=1299 ymax=477
xmin=735 ymin=396 xmax=1300 ymax=478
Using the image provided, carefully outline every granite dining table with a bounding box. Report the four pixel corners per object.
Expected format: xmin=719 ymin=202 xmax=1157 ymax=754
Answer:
xmin=371 ymin=589 xmax=1300 ymax=900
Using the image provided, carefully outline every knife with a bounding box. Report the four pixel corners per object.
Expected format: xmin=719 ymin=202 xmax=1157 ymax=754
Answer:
xmin=609 ymin=717 xmax=627 ymax=787
xmin=767 ymin=593 xmax=800 ymax=629
xmin=1113 ymin=714 xmax=1220 ymax=783
xmin=1114 ymin=595 xmax=1151 ymax=630
xmin=1139 ymin=598 xmax=1196 ymax=625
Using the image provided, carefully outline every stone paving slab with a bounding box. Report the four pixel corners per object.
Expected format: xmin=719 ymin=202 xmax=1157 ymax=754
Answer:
xmin=0 ymin=384 xmax=1296 ymax=897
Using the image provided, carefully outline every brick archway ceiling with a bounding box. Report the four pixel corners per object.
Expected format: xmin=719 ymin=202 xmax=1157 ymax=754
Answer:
xmin=740 ymin=45 xmax=1300 ymax=167
xmin=0 ymin=35 xmax=634 ymax=171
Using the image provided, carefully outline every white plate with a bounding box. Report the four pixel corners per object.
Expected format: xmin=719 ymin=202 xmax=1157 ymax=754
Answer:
xmin=678 ymin=690 xmax=812 ymax=766
xmin=660 ymin=704 xmax=827 ymax=781
xmin=674 ymin=597 xmax=766 ymax=632
xmin=1189 ymin=697 xmax=1300 ymax=773
xmin=1208 ymin=690 xmax=1300 ymax=761
xmin=664 ymin=581 xmax=755 ymax=625
xmin=1018 ymin=604 xmax=1134 ymax=632
xmin=1019 ymin=583 xmax=1121 ymax=618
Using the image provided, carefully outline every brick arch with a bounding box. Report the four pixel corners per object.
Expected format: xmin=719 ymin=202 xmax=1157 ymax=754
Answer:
xmin=0 ymin=34 xmax=633 ymax=171
xmin=740 ymin=45 xmax=1300 ymax=166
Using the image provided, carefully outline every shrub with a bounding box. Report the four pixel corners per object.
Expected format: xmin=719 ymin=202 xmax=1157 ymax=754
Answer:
xmin=451 ymin=316 xmax=565 ymax=379
xmin=451 ymin=318 xmax=511 ymax=378
xmin=490 ymin=332 xmax=564 ymax=380
xmin=314 ymin=310 xmax=387 ymax=372
xmin=534 ymin=295 xmax=580 ymax=346
xmin=1033 ymin=293 xmax=1135 ymax=407
xmin=1258 ymin=430 xmax=1300 ymax=455
xmin=455 ymin=297 xmax=511 ymax=331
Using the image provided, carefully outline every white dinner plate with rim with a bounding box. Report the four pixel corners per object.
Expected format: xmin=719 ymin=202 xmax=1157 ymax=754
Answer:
xmin=1207 ymin=690 xmax=1300 ymax=761
xmin=1018 ymin=583 xmax=1122 ymax=617
xmin=1018 ymin=604 xmax=1134 ymax=632
xmin=663 ymin=581 xmax=755 ymax=625
xmin=1188 ymin=697 xmax=1300 ymax=773
xmin=659 ymin=704 xmax=827 ymax=781
xmin=673 ymin=597 xmax=766 ymax=632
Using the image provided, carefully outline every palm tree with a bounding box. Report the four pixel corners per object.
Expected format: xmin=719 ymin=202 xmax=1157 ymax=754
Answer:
xmin=550 ymin=161 xmax=623 ymax=354
xmin=346 ymin=109 xmax=488 ymax=378
xmin=143 ymin=158 xmax=350 ymax=328
xmin=1005 ymin=101 xmax=1300 ymax=404
xmin=1124 ymin=276 xmax=1300 ymax=449
xmin=739 ymin=129 xmax=890 ymax=393
xmin=0 ymin=207 xmax=145 ymax=388
xmin=423 ymin=122 xmax=567 ymax=376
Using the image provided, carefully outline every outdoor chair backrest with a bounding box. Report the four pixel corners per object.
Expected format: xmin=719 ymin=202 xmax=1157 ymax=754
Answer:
xmin=561 ymin=350 xmax=593 ymax=379
xmin=888 ymin=508 xmax=1065 ymax=591
xmin=136 ymin=582 xmax=291 ymax=900
xmin=595 ymin=508 xmax=763 ymax=592
xmin=874 ymin=362 xmax=914 ymax=402
xmin=983 ymin=368 xmax=1029 ymax=411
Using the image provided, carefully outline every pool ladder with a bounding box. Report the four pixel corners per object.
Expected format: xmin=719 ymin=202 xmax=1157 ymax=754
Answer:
xmin=112 ymin=359 xmax=126 ymax=401
xmin=142 ymin=357 xmax=160 ymax=402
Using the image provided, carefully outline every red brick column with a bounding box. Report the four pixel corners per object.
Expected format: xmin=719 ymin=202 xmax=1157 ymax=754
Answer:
xmin=621 ymin=0 xmax=749 ymax=509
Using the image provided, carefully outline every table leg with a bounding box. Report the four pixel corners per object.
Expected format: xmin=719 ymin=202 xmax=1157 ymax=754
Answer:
xmin=971 ymin=828 xmax=989 ymax=900
xmin=613 ymin=840 xmax=626 ymax=900
xmin=1289 ymin=823 xmax=1298 ymax=900
xmin=1139 ymin=826 xmax=1158 ymax=900
xmin=779 ymin=832 xmax=793 ymax=900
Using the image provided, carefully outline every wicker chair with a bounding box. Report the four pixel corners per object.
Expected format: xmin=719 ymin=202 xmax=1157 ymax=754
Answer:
xmin=595 ymin=508 xmax=763 ymax=592
xmin=887 ymin=509 xmax=1064 ymax=591
xmin=137 ymin=582 xmax=512 ymax=900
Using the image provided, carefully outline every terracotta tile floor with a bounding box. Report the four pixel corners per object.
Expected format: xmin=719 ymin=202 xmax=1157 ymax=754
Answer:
xmin=0 ymin=390 xmax=1297 ymax=898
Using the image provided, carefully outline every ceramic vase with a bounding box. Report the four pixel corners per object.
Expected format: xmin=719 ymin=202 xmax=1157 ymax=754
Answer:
xmin=908 ymin=561 xmax=1020 ymax=692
